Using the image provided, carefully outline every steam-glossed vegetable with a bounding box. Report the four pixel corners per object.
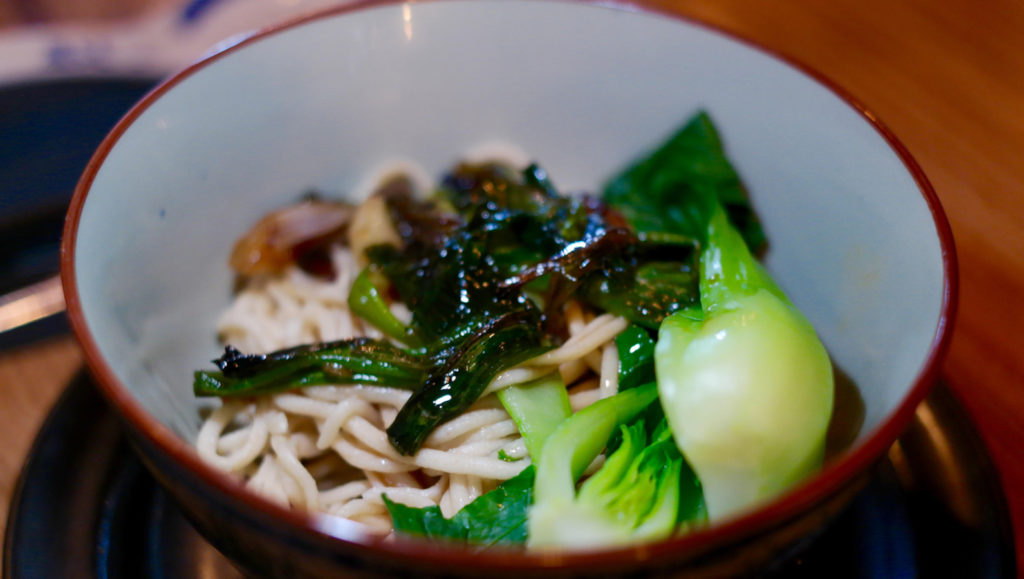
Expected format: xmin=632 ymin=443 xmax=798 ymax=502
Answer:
xmin=655 ymin=204 xmax=834 ymax=520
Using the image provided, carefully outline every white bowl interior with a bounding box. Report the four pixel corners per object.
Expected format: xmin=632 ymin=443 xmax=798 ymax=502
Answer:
xmin=74 ymin=0 xmax=944 ymax=449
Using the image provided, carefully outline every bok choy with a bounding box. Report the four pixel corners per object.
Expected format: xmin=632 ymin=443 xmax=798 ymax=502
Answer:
xmin=527 ymin=384 xmax=704 ymax=549
xmin=655 ymin=204 xmax=834 ymax=520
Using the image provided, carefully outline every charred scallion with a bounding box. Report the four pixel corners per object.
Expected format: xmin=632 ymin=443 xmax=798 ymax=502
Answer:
xmin=193 ymin=339 xmax=430 ymax=397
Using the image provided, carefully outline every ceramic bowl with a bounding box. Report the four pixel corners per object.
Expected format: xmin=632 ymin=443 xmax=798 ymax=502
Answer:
xmin=62 ymin=0 xmax=956 ymax=576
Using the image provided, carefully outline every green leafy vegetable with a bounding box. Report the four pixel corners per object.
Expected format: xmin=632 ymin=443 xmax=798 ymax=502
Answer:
xmin=604 ymin=324 xmax=662 ymax=454
xmin=193 ymin=340 xmax=429 ymax=397
xmin=602 ymin=110 xmax=766 ymax=253
xmin=576 ymin=255 xmax=700 ymax=330
xmin=614 ymin=324 xmax=657 ymax=392
xmin=573 ymin=420 xmax=682 ymax=540
xmin=655 ymin=203 xmax=833 ymax=520
xmin=347 ymin=268 xmax=420 ymax=347
xmin=441 ymin=162 xmax=701 ymax=331
xmin=496 ymin=372 xmax=571 ymax=460
xmin=366 ymin=179 xmax=561 ymax=454
xmin=498 ymin=449 xmax=522 ymax=462
xmin=528 ymin=383 xmax=700 ymax=549
xmin=384 ymin=466 xmax=536 ymax=548
xmin=375 ymin=156 xmax=704 ymax=454
xmin=386 ymin=309 xmax=553 ymax=455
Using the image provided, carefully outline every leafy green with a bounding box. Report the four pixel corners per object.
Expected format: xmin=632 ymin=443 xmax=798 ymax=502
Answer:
xmin=576 ymin=249 xmax=700 ymax=330
xmin=498 ymin=449 xmax=522 ymax=462
xmin=528 ymin=384 xmax=697 ymax=549
xmin=193 ymin=340 xmax=429 ymax=397
xmin=439 ymin=161 xmax=701 ymax=331
xmin=347 ymin=268 xmax=420 ymax=347
xmin=656 ymin=202 xmax=832 ymax=520
xmin=574 ymin=421 xmax=682 ymax=539
xmin=374 ymin=158 xmax=699 ymax=454
xmin=615 ymin=324 xmax=657 ymax=392
xmin=386 ymin=309 xmax=553 ymax=455
xmin=363 ymin=181 xmax=561 ymax=454
xmin=384 ymin=466 xmax=536 ymax=548
xmin=496 ymin=372 xmax=571 ymax=460
xmin=602 ymin=110 xmax=766 ymax=252
xmin=604 ymin=324 xmax=661 ymax=454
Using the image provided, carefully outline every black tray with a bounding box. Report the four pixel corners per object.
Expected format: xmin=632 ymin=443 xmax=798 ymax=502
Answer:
xmin=3 ymin=374 xmax=1016 ymax=578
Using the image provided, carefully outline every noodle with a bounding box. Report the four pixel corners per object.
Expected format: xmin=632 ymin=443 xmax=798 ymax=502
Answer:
xmin=199 ymin=244 xmax=626 ymax=533
xmin=599 ymin=342 xmax=620 ymax=400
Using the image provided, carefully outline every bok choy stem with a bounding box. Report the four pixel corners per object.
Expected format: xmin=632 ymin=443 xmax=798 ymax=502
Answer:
xmin=655 ymin=203 xmax=834 ymax=520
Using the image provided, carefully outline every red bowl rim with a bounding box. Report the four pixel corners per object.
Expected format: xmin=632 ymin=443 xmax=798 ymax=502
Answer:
xmin=60 ymin=0 xmax=959 ymax=571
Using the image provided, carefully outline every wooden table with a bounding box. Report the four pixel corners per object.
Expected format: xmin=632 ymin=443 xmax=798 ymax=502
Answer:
xmin=1 ymin=0 xmax=1021 ymax=575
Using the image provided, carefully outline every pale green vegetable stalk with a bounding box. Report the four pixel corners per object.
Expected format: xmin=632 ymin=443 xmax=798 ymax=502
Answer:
xmin=655 ymin=204 xmax=834 ymax=521
xmin=526 ymin=383 xmax=683 ymax=549
xmin=496 ymin=372 xmax=571 ymax=460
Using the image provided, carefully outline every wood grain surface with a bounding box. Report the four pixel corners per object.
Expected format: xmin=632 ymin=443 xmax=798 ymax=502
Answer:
xmin=1 ymin=0 xmax=1021 ymax=575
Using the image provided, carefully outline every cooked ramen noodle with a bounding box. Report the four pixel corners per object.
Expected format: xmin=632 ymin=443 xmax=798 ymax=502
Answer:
xmin=197 ymin=243 xmax=628 ymax=532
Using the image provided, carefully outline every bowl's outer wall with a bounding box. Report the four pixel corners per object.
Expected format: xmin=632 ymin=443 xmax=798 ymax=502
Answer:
xmin=125 ymin=413 xmax=871 ymax=577
xmin=63 ymin=0 xmax=955 ymax=574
